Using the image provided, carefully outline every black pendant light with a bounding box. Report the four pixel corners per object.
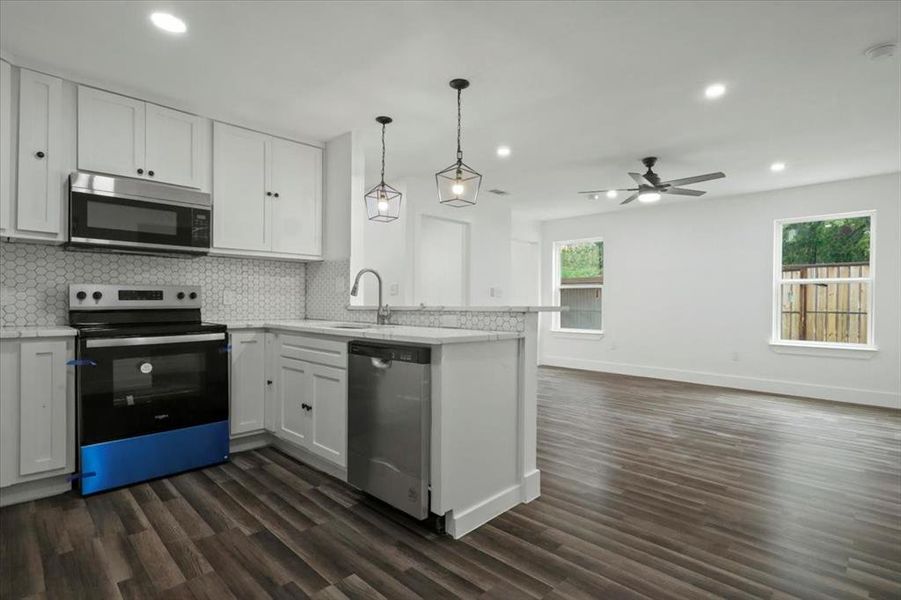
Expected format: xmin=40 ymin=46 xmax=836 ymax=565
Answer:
xmin=364 ymin=116 xmax=402 ymax=222
xmin=435 ymin=78 xmax=481 ymax=207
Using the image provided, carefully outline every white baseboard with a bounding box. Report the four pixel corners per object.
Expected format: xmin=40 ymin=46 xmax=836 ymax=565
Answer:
xmin=521 ymin=469 xmax=541 ymax=503
xmin=447 ymin=482 xmax=524 ymax=539
xmin=271 ymin=437 xmax=347 ymax=482
xmin=230 ymin=431 xmax=271 ymax=453
xmin=541 ymin=355 xmax=901 ymax=409
xmin=0 ymin=475 xmax=72 ymax=507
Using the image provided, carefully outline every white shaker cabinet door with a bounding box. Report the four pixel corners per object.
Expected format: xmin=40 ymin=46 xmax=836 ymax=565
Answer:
xmin=212 ymin=122 xmax=268 ymax=251
xmin=18 ymin=340 xmax=69 ymax=476
xmin=275 ymin=356 xmax=311 ymax=448
xmin=307 ymin=362 xmax=346 ymax=468
xmin=77 ymin=86 xmax=145 ymax=180
xmin=145 ymin=103 xmax=203 ymax=188
xmin=17 ymin=69 xmax=63 ymax=234
xmin=267 ymin=138 xmax=322 ymax=256
xmin=230 ymin=331 xmax=266 ymax=436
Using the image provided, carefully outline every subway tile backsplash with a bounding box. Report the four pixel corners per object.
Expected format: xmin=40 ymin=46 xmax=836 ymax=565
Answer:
xmin=0 ymin=243 xmax=305 ymax=327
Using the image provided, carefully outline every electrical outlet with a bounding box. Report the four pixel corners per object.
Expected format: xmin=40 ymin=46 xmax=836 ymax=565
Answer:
xmin=389 ymin=283 xmax=399 ymax=296
xmin=439 ymin=315 xmax=461 ymax=328
xmin=489 ymin=287 xmax=504 ymax=298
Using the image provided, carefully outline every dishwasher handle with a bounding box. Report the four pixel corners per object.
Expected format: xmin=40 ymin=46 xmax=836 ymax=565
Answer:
xmin=348 ymin=341 xmax=431 ymax=364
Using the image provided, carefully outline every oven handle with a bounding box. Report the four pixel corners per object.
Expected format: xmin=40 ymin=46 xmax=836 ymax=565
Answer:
xmin=85 ymin=333 xmax=227 ymax=348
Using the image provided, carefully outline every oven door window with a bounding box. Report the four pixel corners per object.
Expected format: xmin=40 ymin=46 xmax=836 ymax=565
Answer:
xmin=79 ymin=338 xmax=228 ymax=445
xmin=70 ymin=192 xmax=196 ymax=248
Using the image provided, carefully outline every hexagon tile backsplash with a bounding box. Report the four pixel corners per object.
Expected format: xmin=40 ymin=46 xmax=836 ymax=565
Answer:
xmin=0 ymin=243 xmax=305 ymax=327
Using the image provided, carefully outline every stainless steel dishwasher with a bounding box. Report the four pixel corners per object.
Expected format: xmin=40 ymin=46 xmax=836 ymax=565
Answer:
xmin=347 ymin=341 xmax=431 ymax=519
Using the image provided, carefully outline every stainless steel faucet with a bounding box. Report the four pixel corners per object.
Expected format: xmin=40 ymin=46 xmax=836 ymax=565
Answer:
xmin=350 ymin=268 xmax=391 ymax=325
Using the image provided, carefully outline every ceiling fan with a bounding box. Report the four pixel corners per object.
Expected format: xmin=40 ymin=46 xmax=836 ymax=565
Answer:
xmin=579 ymin=157 xmax=725 ymax=205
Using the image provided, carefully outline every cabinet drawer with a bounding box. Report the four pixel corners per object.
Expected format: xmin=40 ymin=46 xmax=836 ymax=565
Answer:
xmin=278 ymin=334 xmax=347 ymax=369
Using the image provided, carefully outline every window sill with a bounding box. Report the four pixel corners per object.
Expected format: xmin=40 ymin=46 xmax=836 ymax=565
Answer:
xmin=769 ymin=340 xmax=878 ymax=359
xmin=550 ymin=328 xmax=604 ymax=340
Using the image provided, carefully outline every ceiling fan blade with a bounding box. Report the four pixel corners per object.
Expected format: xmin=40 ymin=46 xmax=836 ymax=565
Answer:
xmin=661 ymin=172 xmax=725 ymax=187
xmin=629 ymin=172 xmax=652 ymax=186
xmin=665 ymin=187 xmax=706 ymax=196
xmin=620 ymin=193 xmax=639 ymax=205
xmin=578 ymin=188 xmax=637 ymax=194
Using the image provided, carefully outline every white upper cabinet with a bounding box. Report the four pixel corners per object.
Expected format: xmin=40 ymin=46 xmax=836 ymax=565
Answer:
xmin=0 ymin=60 xmax=11 ymax=233
xmin=268 ymin=138 xmax=322 ymax=256
xmin=77 ymin=86 xmax=144 ymax=179
xmin=213 ymin=122 xmax=268 ymax=251
xmin=213 ymin=122 xmax=322 ymax=259
xmin=145 ymin=103 xmax=203 ymax=188
xmin=17 ymin=69 xmax=63 ymax=235
xmin=77 ymin=86 xmax=204 ymax=189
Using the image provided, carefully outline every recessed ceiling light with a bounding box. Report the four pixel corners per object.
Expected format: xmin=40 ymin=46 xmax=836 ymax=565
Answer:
xmin=770 ymin=162 xmax=786 ymax=172
xmin=496 ymin=146 xmax=511 ymax=157
xmin=865 ymin=42 xmax=896 ymax=61
xmin=151 ymin=12 xmax=187 ymax=34
xmin=704 ymin=83 xmax=726 ymax=99
xmin=638 ymin=192 xmax=661 ymax=203
xmin=606 ymin=190 xmax=618 ymax=199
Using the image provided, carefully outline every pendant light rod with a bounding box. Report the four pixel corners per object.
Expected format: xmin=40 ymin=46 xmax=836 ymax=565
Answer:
xmin=449 ymin=79 xmax=469 ymax=162
xmin=375 ymin=115 xmax=392 ymax=184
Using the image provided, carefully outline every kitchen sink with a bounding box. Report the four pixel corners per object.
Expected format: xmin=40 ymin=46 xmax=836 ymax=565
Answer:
xmin=319 ymin=322 xmax=373 ymax=330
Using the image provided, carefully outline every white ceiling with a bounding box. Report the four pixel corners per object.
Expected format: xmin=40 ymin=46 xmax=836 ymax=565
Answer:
xmin=1 ymin=1 xmax=898 ymax=220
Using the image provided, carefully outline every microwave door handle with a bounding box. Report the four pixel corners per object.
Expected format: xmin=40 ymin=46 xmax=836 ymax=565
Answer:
xmin=85 ymin=333 xmax=226 ymax=348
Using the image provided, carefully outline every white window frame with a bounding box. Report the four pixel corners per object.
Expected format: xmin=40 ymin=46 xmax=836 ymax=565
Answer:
xmin=552 ymin=237 xmax=604 ymax=335
xmin=771 ymin=210 xmax=876 ymax=351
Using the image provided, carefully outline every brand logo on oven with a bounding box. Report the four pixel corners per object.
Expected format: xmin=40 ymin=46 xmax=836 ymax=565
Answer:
xmin=154 ymin=414 xmax=170 ymax=420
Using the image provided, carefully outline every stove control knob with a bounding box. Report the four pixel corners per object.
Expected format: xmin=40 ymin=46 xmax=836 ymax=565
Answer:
xmin=76 ymin=291 xmax=87 ymax=301
xmin=92 ymin=291 xmax=103 ymax=301
xmin=177 ymin=292 xmax=186 ymax=300
xmin=189 ymin=292 xmax=197 ymax=300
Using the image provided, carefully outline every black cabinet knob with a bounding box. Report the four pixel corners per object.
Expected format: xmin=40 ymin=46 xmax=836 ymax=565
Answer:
xmin=273 ymin=192 xmax=279 ymax=198
xmin=266 ymin=192 xmax=273 ymax=197
xmin=177 ymin=292 xmax=185 ymax=300
xmin=76 ymin=291 xmax=87 ymax=300
xmin=266 ymin=379 xmax=273 ymax=385
xmin=189 ymin=292 xmax=197 ymax=300
xmin=148 ymin=170 xmax=155 ymax=177
xmin=137 ymin=168 xmax=144 ymax=175
xmin=35 ymin=151 xmax=45 ymax=159
xmin=92 ymin=291 xmax=103 ymax=300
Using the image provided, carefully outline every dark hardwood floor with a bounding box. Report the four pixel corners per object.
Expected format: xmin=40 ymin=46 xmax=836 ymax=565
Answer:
xmin=2 ymin=367 xmax=899 ymax=599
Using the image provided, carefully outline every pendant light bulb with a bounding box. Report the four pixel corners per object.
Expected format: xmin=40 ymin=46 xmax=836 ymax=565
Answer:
xmin=452 ymin=181 xmax=465 ymax=196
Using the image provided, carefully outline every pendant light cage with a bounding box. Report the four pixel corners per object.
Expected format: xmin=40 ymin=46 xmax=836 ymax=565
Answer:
xmin=365 ymin=116 xmax=402 ymax=222
xmin=436 ymin=79 xmax=481 ymax=207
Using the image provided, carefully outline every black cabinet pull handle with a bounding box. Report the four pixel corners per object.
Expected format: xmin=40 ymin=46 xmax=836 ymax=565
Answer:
xmin=35 ymin=151 xmax=45 ymax=158
xmin=301 ymin=403 xmax=312 ymax=411
xmin=137 ymin=168 xmax=144 ymax=175
xmin=266 ymin=380 xmax=273 ymax=385
xmin=148 ymin=170 xmax=155 ymax=177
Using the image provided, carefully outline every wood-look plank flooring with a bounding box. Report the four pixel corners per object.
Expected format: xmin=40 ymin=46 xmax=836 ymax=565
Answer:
xmin=2 ymin=367 xmax=899 ymax=599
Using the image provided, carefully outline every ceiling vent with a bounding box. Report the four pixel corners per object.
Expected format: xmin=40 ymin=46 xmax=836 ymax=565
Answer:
xmin=488 ymin=188 xmax=510 ymax=196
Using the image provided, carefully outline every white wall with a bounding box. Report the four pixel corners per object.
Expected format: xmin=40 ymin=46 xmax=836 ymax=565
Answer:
xmin=352 ymin=173 xmax=515 ymax=307
xmin=539 ymin=173 xmax=901 ymax=408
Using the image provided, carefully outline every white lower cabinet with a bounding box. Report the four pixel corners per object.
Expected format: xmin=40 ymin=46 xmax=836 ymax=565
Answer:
xmin=0 ymin=337 xmax=74 ymax=489
xmin=229 ymin=330 xmax=266 ymax=436
xmin=272 ymin=333 xmax=347 ymax=468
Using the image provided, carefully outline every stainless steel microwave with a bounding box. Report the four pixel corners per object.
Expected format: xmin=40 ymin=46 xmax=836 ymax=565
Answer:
xmin=68 ymin=172 xmax=211 ymax=255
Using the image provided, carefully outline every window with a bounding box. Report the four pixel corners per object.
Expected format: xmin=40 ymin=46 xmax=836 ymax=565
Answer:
xmin=553 ymin=238 xmax=603 ymax=332
xmin=773 ymin=211 xmax=875 ymax=348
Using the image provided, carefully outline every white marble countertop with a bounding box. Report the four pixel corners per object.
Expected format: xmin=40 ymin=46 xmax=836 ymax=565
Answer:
xmin=0 ymin=326 xmax=78 ymax=339
xmin=224 ymin=320 xmax=522 ymax=344
xmin=345 ymin=305 xmax=566 ymax=313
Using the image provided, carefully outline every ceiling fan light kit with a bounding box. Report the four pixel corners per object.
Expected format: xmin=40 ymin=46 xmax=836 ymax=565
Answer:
xmin=579 ymin=156 xmax=725 ymax=206
xmin=436 ymin=78 xmax=482 ymax=208
xmin=364 ymin=116 xmax=402 ymax=222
